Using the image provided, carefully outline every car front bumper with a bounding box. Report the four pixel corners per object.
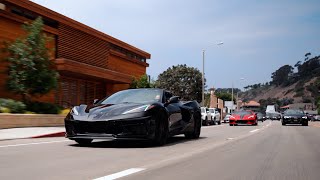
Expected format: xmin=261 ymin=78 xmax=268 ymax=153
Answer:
xmin=65 ymin=116 xmax=155 ymax=140
xmin=283 ymin=118 xmax=307 ymax=124
xmin=229 ymin=119 xmax=256 ymax=125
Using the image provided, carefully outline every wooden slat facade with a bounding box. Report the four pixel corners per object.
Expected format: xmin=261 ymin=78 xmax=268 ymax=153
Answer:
xmin=0 ymin=0 xmax=151 ymax=108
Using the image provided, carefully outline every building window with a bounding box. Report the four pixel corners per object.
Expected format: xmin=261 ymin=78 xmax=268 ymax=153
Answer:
xmin=110 ymin=44 xmax=147 ymax=63
xmin=10 ymin=6 xmax=58 ymax=28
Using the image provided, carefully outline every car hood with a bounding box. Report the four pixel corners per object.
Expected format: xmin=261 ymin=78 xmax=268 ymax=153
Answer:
xmin=283 ymin=114 xmax=304 ymax=118
xmin=231 ymin=114 xmax=254 ymax=120
xmin=70 ymin=103 xmax=147 ymax=121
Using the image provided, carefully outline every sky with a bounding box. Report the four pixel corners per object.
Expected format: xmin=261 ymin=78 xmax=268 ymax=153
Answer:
xmin=31 ymin=0 xmax=320 ymax=90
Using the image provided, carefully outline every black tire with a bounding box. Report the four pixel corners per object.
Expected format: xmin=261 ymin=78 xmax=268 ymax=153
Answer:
xmin=212 ymin=118 xmax=216 ymax=125
xmin=282 ymin=122 xmax=286 ymax=126
xmin=302 ymin=121 xmax=308 ymax=126
xmin=185 ymin=113 xmax=201 ymax=139
xmin=205 ymin=117 xmax=210 ymax=126
xmin=75 ymin=139 xmax=92 ymax=146
xmin=218 ymin=120 xmax=221 ymax=125
xmin=153 ymin=111 xmax=168 ymax=146
xmin=229 ymin=124 xmax=233 ymax=126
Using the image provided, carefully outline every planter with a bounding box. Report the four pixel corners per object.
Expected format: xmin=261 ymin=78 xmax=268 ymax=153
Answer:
xmin=0 ymin=114 xmax=65 ymax=129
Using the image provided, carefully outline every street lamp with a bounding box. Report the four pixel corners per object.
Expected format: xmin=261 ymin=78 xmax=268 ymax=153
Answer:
xmin=201 ymin=42 xmax=224 ymax=106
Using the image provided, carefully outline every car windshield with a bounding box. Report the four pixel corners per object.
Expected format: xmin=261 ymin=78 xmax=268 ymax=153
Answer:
xmin=99 ymin=89 xmax=162 ymax=104
xmin=201 ymin=107 xmax=207 ymax=113
xmin=284 ymin=109 xmax=304 ymax=115
xmin=233 ymin=111 xmax=252 ymax=116
xmin=209 ymin=109 xmax=215 ymax=113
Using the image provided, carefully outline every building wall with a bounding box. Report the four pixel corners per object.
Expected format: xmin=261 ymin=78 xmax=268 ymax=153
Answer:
xmin=108 ymin=53 xmax=146 ymax=77
xmin=57 ymin=23 xmax=109 ymax=69
xmin=0 ymin=0 xmax=150 ymax=107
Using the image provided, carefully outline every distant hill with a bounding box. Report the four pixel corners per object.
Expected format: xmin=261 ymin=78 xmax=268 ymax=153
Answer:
xmin=240 ymin=53 xmax=320 ymax=108
xmin=241 ymin=77 xmax=320 ymax=104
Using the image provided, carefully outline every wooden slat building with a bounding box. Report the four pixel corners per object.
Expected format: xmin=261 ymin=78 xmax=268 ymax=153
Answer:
xmin=0 ymin=0 xmax=151 ymax=107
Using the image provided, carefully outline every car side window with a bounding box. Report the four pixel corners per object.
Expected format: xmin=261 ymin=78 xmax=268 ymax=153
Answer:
xmin=164 ymin=91 xmax=173 ymax=103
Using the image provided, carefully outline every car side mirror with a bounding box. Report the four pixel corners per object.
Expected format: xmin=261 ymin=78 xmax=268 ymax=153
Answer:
xmin=168 ymin=96 xmax=180 ymax=104
xmin=93 ymin=99 xmax=99 ymax=104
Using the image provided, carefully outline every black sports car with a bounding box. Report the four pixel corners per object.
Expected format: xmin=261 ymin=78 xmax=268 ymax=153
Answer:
xmin=65 ymin=88 xmax=202 ymax=146
xmin=257 ymin=112 xmax=266 ymax=122
xmin=281 ymin=109 xmax=308 ymax=126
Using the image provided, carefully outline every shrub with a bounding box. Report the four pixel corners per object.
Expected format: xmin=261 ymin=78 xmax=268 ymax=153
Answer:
xmin=26 ymin=101 xmax=62 ymax=114
xmin=0 ymin=107 xmax=11 ymax=113
xmin=24 ymin=111 xmax=35 ymax=114
xmin=0 ymin=98 xmax=26 ymax=113
xmin=60 ymin=109 xmax=71 ymax=115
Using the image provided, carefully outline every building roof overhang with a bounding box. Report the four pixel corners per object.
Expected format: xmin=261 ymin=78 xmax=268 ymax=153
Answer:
xmin=55 ymin=58 xmax=132 ymax=84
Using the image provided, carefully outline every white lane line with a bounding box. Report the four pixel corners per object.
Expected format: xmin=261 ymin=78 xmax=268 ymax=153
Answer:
xmin=250 ymin=129 xmax=260 ymax=133
xmin=94 ymin=168 xmax=145 ymax=180
xmin=0 ymin=140 xmax=69 ymax=148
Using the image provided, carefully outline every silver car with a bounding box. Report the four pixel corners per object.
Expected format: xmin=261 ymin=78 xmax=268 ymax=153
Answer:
xmin=208 ymin=108 xmax=221 ymax=125
xmin=201 ymin=107 xmax=212 ymax=126
xmin=223 ymin=114 xmax=231 ymax=123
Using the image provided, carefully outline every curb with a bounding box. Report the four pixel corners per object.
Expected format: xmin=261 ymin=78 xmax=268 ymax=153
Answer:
xmin=30 ymin=131 xmax=66 ymax=138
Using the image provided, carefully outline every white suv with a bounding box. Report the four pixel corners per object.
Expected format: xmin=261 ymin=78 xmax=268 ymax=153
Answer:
xmin=208 ymin=108 xmax=221 ymax=125
xmin=201 ymin=107 xmax=212 ymax=126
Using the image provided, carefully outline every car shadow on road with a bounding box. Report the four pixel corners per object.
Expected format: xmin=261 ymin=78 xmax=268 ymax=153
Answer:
xmin=283 ymin=124 xmax=304 ymax=126
xmin=69 ymin=136 xmax=207 ymax=149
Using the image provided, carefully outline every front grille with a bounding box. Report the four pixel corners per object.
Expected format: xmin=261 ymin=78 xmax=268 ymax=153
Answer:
xmin=66 ymin=118 xmax=149 ymax=136
xmin=75 ymin=121 xmax=123 ymax=134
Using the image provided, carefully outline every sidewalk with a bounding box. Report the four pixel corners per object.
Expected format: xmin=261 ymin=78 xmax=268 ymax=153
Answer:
xmin=0 ymin=127 xmax=65 ymax=141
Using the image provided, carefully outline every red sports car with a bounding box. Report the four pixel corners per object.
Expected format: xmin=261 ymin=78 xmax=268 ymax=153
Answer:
xmin=229 ymin=110 xmax=258 ymax=126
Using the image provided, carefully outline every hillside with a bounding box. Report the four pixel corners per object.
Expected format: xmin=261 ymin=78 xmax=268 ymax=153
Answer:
xmin=239 ymin=53 xmax=320 ymax=107
xmin=241 ymin=77 xmax=320 ymax=104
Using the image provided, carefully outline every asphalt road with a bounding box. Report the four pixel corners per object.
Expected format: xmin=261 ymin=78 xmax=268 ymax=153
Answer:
xmin=1 ymin=120 xmax=320 ymax=180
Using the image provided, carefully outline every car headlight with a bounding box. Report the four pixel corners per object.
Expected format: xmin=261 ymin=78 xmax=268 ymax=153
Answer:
xmin=70 ymin=107 xmax=79 ymax=116
xmin=248 ymin=115 xmax=255 ymax=119
xmin=302 ymin=116 xmax=308 ymax=119
xmin=284 ymin=116 xmax=290 ymax=119
xmin=122 ymin=105 xmax=154 ymax=115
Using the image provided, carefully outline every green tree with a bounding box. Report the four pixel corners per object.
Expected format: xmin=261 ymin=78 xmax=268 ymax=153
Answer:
xmin=297 ymin=54 xmax=320 ymax=79
xmin=155 ymin=64 xmax=203 ymax=102
xmin=130 ymin=74 xmax=154 ymax=88
xmin=271 ymin=65 xmax=294 ymax=86
xmin=5 ymin=17 xmax=58 ymax=102
xmin=215 ymin=92 xmax=233 ymax=102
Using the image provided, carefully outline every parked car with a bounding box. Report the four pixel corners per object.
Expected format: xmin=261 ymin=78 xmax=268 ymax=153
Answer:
xmin=65 ymin=88 xmax=202 ymax=146
xmin=257 ymin=112 xmax=266 ymax=122
xmin=282 ymin=109 xmax=308 ymax=126
xmin=306 ymin=113 xmax=315 ymax=121
xmin=224 ymin=113 xmax=231 ymax=123
xmin=208 ymin=108 xmax=221 ymax=125
xmin=314 ymin=115 xmax=320 ymax=121
xmin=201 ymin=107 xmax=212 ymax=126
xmin=229 ymin=110 xmax=258 ymax=126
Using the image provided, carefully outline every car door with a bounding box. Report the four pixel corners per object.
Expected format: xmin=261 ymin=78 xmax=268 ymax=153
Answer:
xmin=216 ymin=110 xmax=221 ymax=120
xmin=163 ymin=91 xmax=183 ymax=131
